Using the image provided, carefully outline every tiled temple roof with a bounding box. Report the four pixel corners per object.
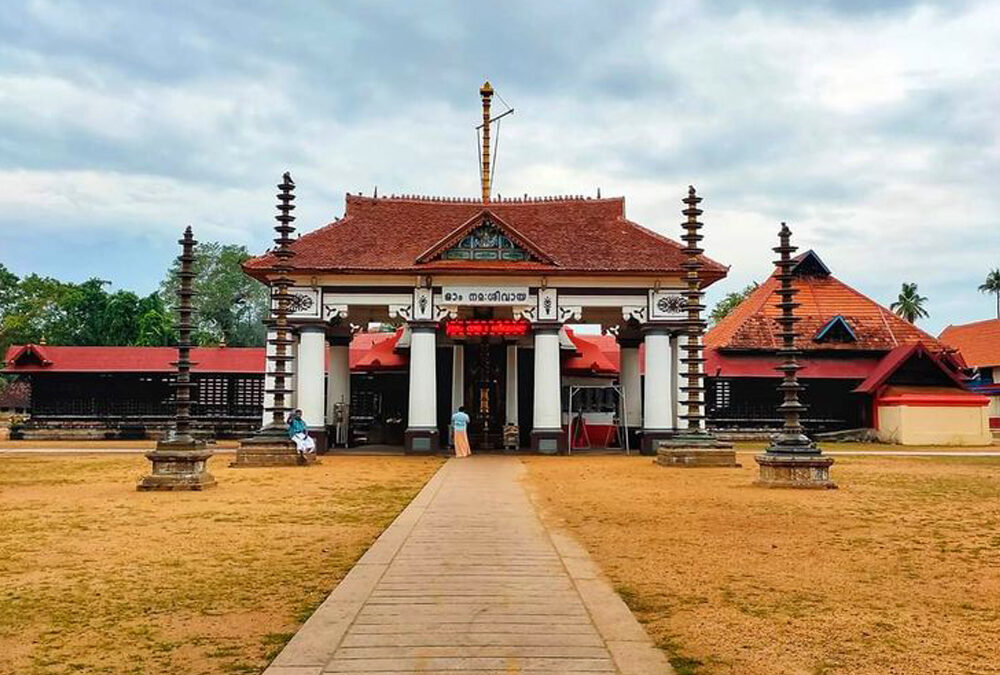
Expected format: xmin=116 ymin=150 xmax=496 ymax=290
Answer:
xmin=245 ymin=194 xmax=727 ymax=282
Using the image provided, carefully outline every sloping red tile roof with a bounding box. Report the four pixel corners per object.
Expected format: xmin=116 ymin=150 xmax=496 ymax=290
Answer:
xmin=706 ymin=260 xmax=943 ymax=353
xmin=853 ymin=342 xmax=966 ymax=394
xmin=351 ymin=329 xmax=407 ymax=371
xmin=3 ymin=345 xmax=265 ymax=373
xmin=244 ymin=195 xmax=727 ymax=282
xmin=563 ymin=330 xmax=618 ymax=376
xmin=939 ymin=318 xmax=1000 ymax=368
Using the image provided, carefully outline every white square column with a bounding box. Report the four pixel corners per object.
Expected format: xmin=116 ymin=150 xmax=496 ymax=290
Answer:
xmin=642 ymin=326 xmax=674 ymax=454
xmin=451 ymin=344 xmax=465 ymax=415
xmin=326 ymin=335 xmax=351 ymax=447
xmin=531 ymin=324 xmax=564 ymax=453
xmin=619 ymin=338 xmax=642 ymax=432
xmin=671 ymin=333 xmax=682 ymax=430
xmin=296 ymin=326 xmax=328 ymax=449
xmin=405 ymin=322 xmax=439 ymax=453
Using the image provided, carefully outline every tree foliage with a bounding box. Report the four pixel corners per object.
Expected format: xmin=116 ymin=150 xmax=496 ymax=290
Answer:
xmin=0 ymin=263 xmax=178 ymax=357
xmin=890 ymin=282 xmax=930 ymax=323
xmin=1 ymin=240 xmax=267 ymax=358
xmin=160 ymin=242 xmax=267 ymax=347
xmin=710 ymin=282 xmax=759 ymax=325
xmin=978 ymin=268 xmax=1000 ymax=319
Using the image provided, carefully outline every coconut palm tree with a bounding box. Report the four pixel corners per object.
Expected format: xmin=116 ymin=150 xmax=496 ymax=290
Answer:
xmin=890 ymin=282 xmax=929 ymax=323
xmin=978 ymin=268 xmax=1000 ymax=319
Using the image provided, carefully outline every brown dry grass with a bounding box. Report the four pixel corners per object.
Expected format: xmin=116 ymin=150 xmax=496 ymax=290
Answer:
xmin=523 ymin=449 xmax=1000 ymax=675
xmin=0 ymin=452 xmax=442 ymax=675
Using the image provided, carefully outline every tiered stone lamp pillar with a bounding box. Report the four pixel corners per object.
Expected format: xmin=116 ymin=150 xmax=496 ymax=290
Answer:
xmin=754 ymin=224 xmax=836 ymax=488
xmin=656 ymin=187 xmax=738 ymax=468
xmin=233 ymin=173 xmax=316 ymax=467
xmin=137 ymin=227 xmax=216 ymax=491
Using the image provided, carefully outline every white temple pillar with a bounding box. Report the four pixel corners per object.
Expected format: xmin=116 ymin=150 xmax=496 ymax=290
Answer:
xmin=671 ymin=333 xmax=682 ymax=430
xmin=261 ymin=327 xmax=277 ymax=426
xmin=326 ymin=335 xmax=351 ymax=446
xmin=506 ymin=344 xmax=519 ymax=426
xmin=531 ymin=325 xmax=564 ymax=453
xmin=405 ymin=323 xmax=439 ymax=452
xmin=296 ymin=326 xmax=327 ymax=448
xmin=642 ymin=326 xmax=673 ymax=454
xmin=619 ymin=339 xmax=642 ymax=431
xmin=288 ymin=332 xmax=299 ymax=410
xmin=451 ymin=344 xmax=464 ymax=414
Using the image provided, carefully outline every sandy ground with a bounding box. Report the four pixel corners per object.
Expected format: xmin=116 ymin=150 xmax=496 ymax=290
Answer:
xmin=0 ymin=452 xmax=442 ymax=675
xmin=523 ymin=449 xmax=1000 ymax=675
xmin=0 ymin=440 xmax=241 ymax=452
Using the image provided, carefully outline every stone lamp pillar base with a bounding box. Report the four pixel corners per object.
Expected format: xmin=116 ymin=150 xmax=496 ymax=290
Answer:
xmin=137 ymin=437 xmax=216 ymax=491
xmin=754 ymin=453 xmax=836 ymax=489
xmin=656 ymin=433 xmax=740 ymax=468
xmin=232 ymin=426 xmax=318 ymax=467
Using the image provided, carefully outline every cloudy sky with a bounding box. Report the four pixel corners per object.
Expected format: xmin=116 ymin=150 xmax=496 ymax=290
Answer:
xmin=1 ymin=0 xmax=997 ymax=334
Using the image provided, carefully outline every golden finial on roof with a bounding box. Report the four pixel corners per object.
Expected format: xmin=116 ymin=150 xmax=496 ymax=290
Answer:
xmin=480 ymin=80 xmax=494 ymax=203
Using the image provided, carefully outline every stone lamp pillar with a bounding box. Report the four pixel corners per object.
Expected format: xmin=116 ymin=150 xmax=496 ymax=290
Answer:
xmin=233 ymin=172 xmax=316 ymax=467
xmin=656 ymin=187 xmax=738 ymax=468
xmin=137 ymin=227 xmax=216 ymax=491
xmin=753 ymin=223 xmax=836 ymax=489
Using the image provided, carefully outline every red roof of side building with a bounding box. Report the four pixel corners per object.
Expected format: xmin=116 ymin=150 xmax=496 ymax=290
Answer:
xmin=706 ymin=251 xmax=944 ymax=353
xmin=563 ymin=330 xmax=619 ymax=376
xmin=351 ymin=330 xmax=407 ymax=371
xmin=853 ymin=342 xmax=968 ymax=394
xmin=705 ymin=349 xmax=879 ymax=379
xmin=244 ymin=194 xmax=727 ymax=282
xmin=939 ymin=318 xmax=1000 ymax=368
xmin=3 ymin=344 xmax=266 ymax=374
xmin=2 ymin=336 xmax=414 ymax=375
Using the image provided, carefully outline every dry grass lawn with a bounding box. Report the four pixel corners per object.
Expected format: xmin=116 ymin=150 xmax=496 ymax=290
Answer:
xmin=524 ymin=449 xmax=1000 ymax=675
xmin=0 ymin=452 xmax=442 ymax=675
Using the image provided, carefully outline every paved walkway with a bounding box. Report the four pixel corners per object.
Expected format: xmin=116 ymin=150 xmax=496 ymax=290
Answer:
xmin=265 ymin=456 xmax=669 ymax=674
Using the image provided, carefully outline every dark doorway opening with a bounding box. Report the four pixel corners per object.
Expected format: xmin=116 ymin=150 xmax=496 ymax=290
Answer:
xmin=463 ymin=340 xmax=508 ymax=451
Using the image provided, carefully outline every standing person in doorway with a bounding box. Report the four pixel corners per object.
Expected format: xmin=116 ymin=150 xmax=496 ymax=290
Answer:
xmin=451 ymin=406 xmax=471 ymax=458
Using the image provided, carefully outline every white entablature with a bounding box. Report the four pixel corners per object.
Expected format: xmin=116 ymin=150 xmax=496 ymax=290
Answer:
xmin=277 ymin=276 xmax=689 ymax=328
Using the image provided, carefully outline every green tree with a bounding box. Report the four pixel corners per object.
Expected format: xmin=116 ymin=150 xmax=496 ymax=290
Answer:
xmin=890 ymin=282 xmax=929 ymax=323
xmin=135 ymin=293 xmax=176 ymax=346
xmin=161 ymin=241 xmax=267 ymax=347
xmin=0 ymin=273 xmax=73 ymax=349
xmin=979 ymin=268 xmax=1000 ymax=319
xmin=55 ymin=278 xmax=111 ymax=344
xmin=710 ymin=282 xmax=759 ymax=324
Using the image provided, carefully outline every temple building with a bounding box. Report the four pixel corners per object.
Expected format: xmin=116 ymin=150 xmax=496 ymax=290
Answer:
xmin=940 ymin=318 xmax=1000 ymax=439
xmin=702 ymin=250 xmax=991 ymax=444
xmin=243 ymin=192 xmax=725 ymax=453
xmin=1 ymin=344 xmax=264 ymax=439
xmin=242 ymin=83 xmax=726 ymax=453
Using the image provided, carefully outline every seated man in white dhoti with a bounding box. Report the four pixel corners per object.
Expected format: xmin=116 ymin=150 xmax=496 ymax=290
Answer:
xmin=287 ymin=409 xmax=316 ymax=454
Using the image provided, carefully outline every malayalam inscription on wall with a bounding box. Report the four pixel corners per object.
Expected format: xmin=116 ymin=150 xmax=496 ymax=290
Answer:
xmin=441 ymin=286 xmax=530 ymax=306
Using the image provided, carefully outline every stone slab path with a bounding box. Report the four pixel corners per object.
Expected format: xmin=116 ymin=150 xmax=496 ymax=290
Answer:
xmin=264 ymin=456 xmax=670 ymax=674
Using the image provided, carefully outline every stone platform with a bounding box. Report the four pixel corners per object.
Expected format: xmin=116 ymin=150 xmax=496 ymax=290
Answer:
xmin=754 ymin=453 xmax=837 ymax=489
xmin=655 ymin=435 xmax=739 ymax=468
xmin=231 ymin=435 xmax=317 ymax=467
xmin=264 ymin=456 xmax=671 ymax=674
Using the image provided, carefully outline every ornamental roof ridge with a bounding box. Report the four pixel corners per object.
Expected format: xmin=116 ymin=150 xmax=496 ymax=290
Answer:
xmin=345 ymin=193 xmax=624 ymax=205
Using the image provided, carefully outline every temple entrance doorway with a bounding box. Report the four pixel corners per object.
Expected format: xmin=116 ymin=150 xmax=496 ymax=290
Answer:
xmin=463 ymin=340 xmax=507 ymax=452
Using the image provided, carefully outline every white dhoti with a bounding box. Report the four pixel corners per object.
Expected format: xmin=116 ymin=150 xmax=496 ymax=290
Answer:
xmin=292 ymin=432 xmax=316 ymax=453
